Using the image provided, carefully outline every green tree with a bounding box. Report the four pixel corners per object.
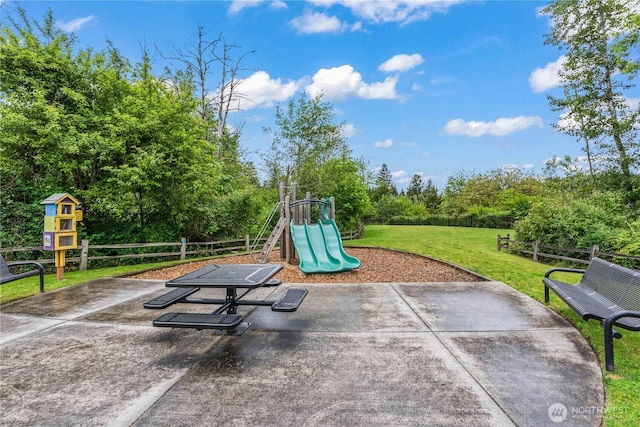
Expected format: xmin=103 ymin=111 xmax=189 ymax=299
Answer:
xmin=406 ymin=174 xmax=424 ymax=199
xmin=543 ymin=0 xmax=640 ymax=209
xmin=0 ymin=8 xmax=232 ymax=244
xmin=439 ymin=170 xmax=473 ymax=215
xmin=369 ymin=163 xmax=398 ymax=202
xmin=314 ymin=156 xmax=371 ymax=229
xmin=422 ymin=179 xmax=441 ymax=213
xmin=263 ymin=92 xmax=350 ymax=190
xmin=0 ymin=8 xmax=131 ymax=243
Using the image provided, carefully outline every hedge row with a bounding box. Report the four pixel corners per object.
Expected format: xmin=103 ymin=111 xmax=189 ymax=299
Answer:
xmin=387 ymin=213 xmax=515 ymax=229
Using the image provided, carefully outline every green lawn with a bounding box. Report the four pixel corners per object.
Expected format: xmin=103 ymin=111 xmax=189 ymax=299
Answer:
xmin=2 ymin=225 xmax=638 ymax=426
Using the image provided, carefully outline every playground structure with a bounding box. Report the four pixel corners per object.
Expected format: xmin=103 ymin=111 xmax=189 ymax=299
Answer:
xmin=251 ymin=183 xmax=360 ymax=273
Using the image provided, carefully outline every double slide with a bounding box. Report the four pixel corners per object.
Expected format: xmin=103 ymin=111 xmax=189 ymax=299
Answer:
xmin=290 ymin=219 xmax=361 ymax=274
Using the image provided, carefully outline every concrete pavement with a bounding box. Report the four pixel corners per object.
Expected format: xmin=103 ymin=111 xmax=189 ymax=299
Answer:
xmin=0 ymin=276 xmax=604 ymax=426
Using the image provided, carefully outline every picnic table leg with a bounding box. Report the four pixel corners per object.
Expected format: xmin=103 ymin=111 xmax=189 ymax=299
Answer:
xmin=226 ymin=288 xmax=237 ymax=314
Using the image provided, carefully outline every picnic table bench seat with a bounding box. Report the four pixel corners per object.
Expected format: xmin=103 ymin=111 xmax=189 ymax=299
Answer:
xmin=143 ymin=287 xmax=199 ymax=309
xmin=543 ymin=257 xmax=640 ymax=371
xmin=1 ymin=254 xmax=45 ymax=293
xmin=153 ymin=313 xmax=244 ymax=330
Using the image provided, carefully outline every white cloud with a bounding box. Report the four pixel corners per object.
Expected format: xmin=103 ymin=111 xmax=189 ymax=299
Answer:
xmin=341 ymin=123 xmax=357 ymax=138
xmin=626 ymin=97 xmax=640 ymax=110
xmin=56 ymin=16 xmax=95 ymax=32
xmin=374 ymin=138 xmax=393 ymax=148
xmin=310 ymin=0 xmax=462 ymax=25
xmin=236 ymin=71 xmax=301 ymax=110
xmin=392 ymin=170 xmax=408 ymax=180
xmin=442 ymin=116 xmax=544 ymax=137
xmin=229 ymin=0 xmax=266 ymax=14
xmin=529 ymin=56 xmax=566 ymax=93
xmin=290 ymin=11 xmax=349 ymax=34
xmin=556 ymin=110 xmax=580 ymax=132
xmin=379 ymin=53 xmax=424 ymax=73
xmin=305 ymin=65 xmax=398 ymax=101
xmin=229 ymin=0 xmax=287 ymax=14
xmin=270 ymin=1 xmax=288 ymax=10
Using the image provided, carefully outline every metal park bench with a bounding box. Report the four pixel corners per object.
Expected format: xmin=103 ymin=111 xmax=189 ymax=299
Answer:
xmin=1 ymin=254 xmax=45 ymax=293
xmin=543 ymin=257 xmax=640 ymax=371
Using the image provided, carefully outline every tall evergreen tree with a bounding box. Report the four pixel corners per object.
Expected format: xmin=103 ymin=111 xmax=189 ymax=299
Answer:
xmin=369 ymin=163 xmax=398 ymax=202
xmin=406 ymin=174 xmax=425 ymax=199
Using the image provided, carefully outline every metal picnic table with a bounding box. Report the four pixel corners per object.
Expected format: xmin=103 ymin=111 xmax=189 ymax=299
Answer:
xmin=143 ymin=264 xmax=307 ymax=335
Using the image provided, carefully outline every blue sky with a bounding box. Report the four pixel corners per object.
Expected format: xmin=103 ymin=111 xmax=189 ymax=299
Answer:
xmin=8 ymin=0 xmax=592 ymax=190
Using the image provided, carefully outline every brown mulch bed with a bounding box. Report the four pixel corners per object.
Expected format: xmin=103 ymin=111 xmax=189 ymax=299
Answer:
xmin=131 ymin=247 xmax=484 ymax=283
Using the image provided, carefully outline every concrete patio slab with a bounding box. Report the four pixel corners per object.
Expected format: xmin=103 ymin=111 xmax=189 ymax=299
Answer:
xmin=0 ymin=277 xmax=605 ymax=426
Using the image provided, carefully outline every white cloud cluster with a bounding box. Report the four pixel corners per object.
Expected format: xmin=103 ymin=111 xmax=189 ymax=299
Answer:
xmin=56 ymin=16 xmax=95 ymax=32
xmin=529 ymin=56 xmax=566 ymax=93
xmin=311 ymin=0 xmax=461 ymax=25
xmin=290 ymin=11 xmax=360 ymax=34
xmin=235 ymin=0 xmax=461 ymax=34
xmin=442 ymin=116 xmax=543 ymax=137
xmin=341 ymin=123 xmax=357 ymax=138
xmin=229 ymin=0 xmax=287 ymax=15
xmin=235 ymin=60 xmax=406 ymax=110
xmin=236 ymin=71 xmax=302 ymax=110
xmin=224 ymin=3 xmax=443 ymax=111
xmin=305 ymin=65 xmax=398 ymax=101
xmin=391 ymin=170 xmax=411 ymax=185
xmin=379 ymin=53 xmax=424 ymax=73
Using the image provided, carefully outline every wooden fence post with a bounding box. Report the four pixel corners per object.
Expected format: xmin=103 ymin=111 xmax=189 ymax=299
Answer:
xmin=180 ymin=238 xmax=186 ymax=260
xmin=497 ymin=234 xmax=510 ymax=251
xmin=79 ymin=239 xmax=89 ymax=271
xmin=245 ymin=234 xmax=250 ymax=252
xmin=533 ymin=240 xmax=540 ymax=262
xmin=590 ymin=245 xmax=600 ymax=260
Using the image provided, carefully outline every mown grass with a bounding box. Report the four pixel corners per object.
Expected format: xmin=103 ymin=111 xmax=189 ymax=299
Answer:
xmin=0 ymin=259 xmax=184 ymax=305
xmin=2 ymin=225 xmax=638 ymax=425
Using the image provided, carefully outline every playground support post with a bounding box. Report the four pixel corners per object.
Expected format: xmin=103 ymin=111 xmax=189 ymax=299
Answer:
xmin=285 ymin=195 xmax=291 ymax=264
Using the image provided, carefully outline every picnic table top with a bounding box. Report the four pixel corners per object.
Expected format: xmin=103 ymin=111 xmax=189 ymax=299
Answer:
xmin=165 ymin=263 xmax=283 ymax=289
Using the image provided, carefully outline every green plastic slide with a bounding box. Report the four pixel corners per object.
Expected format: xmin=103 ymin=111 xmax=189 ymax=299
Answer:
xmin=290 ymin=219 xmax=360 ymax=274
xmin=319 ymin=219 xmax=360 ymax=270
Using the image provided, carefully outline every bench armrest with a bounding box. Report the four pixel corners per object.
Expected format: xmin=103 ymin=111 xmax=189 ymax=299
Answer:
xmin=604 ymin=311 xmax=640 ymax=371
xmin=544 ymin=267 xmax=586 ymax=279
xmin=7 ymin=260 xmax=45 ymax=270
xmin=5 ymin=260 xmax=45 ymax=292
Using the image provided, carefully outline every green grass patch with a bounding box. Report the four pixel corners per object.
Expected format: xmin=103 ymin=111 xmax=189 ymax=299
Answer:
xmin=0 ymin=259 xmax=184 ymax=305
xmin=2 ymin=225 xmax=638 ymax=426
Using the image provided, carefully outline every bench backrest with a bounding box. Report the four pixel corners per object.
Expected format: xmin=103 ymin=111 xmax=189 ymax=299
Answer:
xmin=582 ymin=258 xmax=640 ymax=311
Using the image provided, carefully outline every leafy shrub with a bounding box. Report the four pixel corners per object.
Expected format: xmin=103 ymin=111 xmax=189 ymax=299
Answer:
xmin=513 ymin=191 xmax=630 ymax=250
